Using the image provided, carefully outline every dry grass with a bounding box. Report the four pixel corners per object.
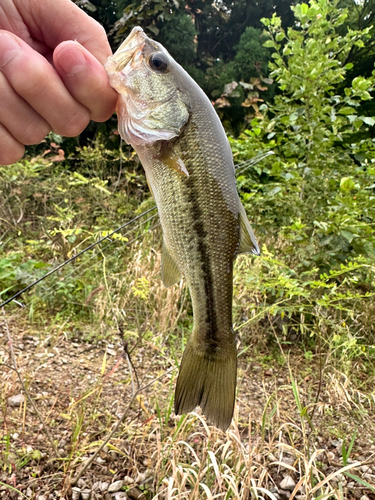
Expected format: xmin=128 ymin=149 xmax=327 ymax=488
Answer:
xmin=1 ymin=233 xmax=375 ymax=499
xmin=1 ymin=168 xmax=375 ymax=498
xmin=2 ymin=343 xmax=374 ymax=499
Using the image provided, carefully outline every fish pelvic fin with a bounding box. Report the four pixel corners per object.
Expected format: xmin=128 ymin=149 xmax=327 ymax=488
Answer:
xmin=174 ymin=338 xmax=237 ymax=431
xmin=161 ymin=241 xmax=182 ymax=287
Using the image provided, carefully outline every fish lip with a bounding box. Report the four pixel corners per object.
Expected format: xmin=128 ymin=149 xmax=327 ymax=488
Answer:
xmin=105 ymin=27 xmax=149 ymax=73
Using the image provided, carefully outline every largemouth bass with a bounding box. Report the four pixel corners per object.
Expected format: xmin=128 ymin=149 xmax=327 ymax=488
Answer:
xmin=105 ymin=27 xmax=259 ymax=430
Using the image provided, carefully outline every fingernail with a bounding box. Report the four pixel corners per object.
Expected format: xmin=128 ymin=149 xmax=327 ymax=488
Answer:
xmin=0 ymin=32 xmax=20 ymax=68
xmin=57 ymin=43 xmax=87 ymax=76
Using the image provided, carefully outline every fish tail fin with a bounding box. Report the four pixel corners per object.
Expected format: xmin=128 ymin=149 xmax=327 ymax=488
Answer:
xmin=174 ymin=338 xmax=237 ymax=431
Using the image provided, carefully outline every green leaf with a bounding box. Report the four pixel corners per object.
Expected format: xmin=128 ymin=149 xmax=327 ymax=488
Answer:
xmin=301 ymin=3 xmax=309 ymax=15
xmin=360 ymin=91 xmax=372 ymax=101
xmin=339 ymin=107 xmax=355 ymax=115
xmin=268 ymin=186 xmax=282 ymax=196
xmin=294 ymin=3 xmax=309 ymax=18
xmin=347 ymin=115 xmax=358 ymax=123
xmin=362 ymin=117 xmax=375 ymax=126
xmin=34 ymin=262 xmax=48 ymax=269
xmin=340 ymin=230 xmax=354 ymax=243
xmin=343 ymin=472 xmax=375 ymax=493
xmin=263 ymin=40 xmax=276 ymax=48
xmin=340 ymin=177 xmax=355 ymax=192
xmin=0 ymin=483 xmax=26 ymax=498
xmin=352 ymin=76 xmax=366 ymax=90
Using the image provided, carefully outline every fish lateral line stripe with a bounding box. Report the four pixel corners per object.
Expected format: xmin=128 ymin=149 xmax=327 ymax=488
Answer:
xmin=186 ymin=174 xmax=218 ymax=344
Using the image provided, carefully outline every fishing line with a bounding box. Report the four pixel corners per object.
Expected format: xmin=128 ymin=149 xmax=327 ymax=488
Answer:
xmin=0 ymin=207 xmax=157 ymax=309
xmin=236 ymin=156 xmax=269 ymax=175
xmin=235 ymin=151 xmax=274 ymax=176
xmin=0 ymin=150 xmax=273 ymax=309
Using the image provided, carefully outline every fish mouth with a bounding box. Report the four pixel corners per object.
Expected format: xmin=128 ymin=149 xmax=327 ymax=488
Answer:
xmin=105 ymin=27 xmax=149 ymax=73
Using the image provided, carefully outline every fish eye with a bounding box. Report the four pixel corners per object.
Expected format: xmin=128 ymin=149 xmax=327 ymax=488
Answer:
xmin=149 ymin=52 xmax=169 ymax=72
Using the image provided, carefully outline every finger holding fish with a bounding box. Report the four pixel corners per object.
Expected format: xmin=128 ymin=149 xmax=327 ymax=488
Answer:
xmin=0 ymin=25 xmax=116 ymax=165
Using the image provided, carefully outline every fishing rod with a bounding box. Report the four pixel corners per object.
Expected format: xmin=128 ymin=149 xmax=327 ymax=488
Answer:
xmin=30 ymin=212 xmax=160 ymax=308
xmin=0 ymin=150 xmax=273 ymax=309
xmin=0 ymin=206 xmax=157 ymax=309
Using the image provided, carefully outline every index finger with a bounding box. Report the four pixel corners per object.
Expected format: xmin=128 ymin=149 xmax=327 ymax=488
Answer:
xmin=14 ymin=0 xmax=112 ymax=64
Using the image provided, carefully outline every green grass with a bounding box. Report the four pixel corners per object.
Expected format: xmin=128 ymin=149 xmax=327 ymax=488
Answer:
xmin=1 ymin=149 xmax=375 ymax=498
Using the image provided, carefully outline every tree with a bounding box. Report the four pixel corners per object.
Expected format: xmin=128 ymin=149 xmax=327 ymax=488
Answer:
xmin=232 ymin=0 xmax=375 ymax=271
xmin=339 ymin=0 xmax=375 ymax=76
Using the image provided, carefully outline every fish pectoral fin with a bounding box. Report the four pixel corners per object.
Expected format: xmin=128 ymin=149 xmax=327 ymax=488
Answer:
xmin=159 ymin=148 xmax=189 ymax=177
xmin=238 ymin=203 xmax=260 ymax=256
xmin=161 ymin=242 xmax=182 ymax=287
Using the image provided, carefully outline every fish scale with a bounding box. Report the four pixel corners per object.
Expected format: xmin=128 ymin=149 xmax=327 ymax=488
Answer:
xmin=105 ymin=26 xmax=260 ymax=430
xmin=138 ymin=120 xmax=237 ymax=344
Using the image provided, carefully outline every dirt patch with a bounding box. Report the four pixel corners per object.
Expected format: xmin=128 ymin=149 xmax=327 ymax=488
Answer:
xmin=1 ymin=314 xmax=375 ymax=499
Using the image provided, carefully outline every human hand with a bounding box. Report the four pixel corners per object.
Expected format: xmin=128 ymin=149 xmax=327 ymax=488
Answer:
xmin=0 ymin=0 xmax=118 ymax=165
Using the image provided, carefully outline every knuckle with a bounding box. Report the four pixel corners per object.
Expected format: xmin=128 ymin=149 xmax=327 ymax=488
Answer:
xmin=83 ymin=22 xmax=107 ymax=44
xmin=17 ymin=64 xmax=48 ymax=99
xmin=91 ymin=87 xmax=118 ymax=122
xmin=90 ymin=89 xmax=117 ymax=123
xmin=91 ymin=102 xmax=114 ymax=123
xmin=22 ymin=121 xmax=50 ymax=145
xmin=54 ymin=108 xmax=90 ymax=137
xmin=92 ymin=111 xmax=111 ymax=123
xmin=0 ymin=125 xmax=25 ymax=165
xmin=94 ymin=22 xmax=108 ymax=41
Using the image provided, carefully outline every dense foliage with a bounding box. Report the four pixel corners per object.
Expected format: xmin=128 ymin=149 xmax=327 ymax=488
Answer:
xmin=1 ymin=0 xmax=375 ymax=373
xmin=235 ymin=1 xmax=375 ymax=267
xmin=74 ymin=0 xmax=375 ymax=129
xmin=231 ymin=0 xmax=375 ymax=360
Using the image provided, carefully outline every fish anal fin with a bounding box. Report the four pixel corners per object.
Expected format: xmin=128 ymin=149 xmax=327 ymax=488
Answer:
xmin=174 ymin=339 xmax=237 ymax=431
xmin=238 ymin=203 xmax=260 ymax=256
xmin=161 ymin=242 xmax=182 ymax=287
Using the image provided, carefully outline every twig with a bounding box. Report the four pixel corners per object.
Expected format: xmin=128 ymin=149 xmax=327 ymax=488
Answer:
xmin=70 ymin=366 xmax=175 ymax=486
xmin=0 ymin=362 xmax=19 ymax=372
xmin=2 ymin=309 xmax=60 ymax=458
xmin=116 ymin=319 xmax=140 ymax=389
xmin=309 ymin=331 xmax=329 ymax=423
xmin=125 ymin=346 xmax=137 ymax=395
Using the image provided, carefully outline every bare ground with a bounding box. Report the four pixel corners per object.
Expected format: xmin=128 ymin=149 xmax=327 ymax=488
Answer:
xmin=1 ymin=313 xmax=375 ymax=500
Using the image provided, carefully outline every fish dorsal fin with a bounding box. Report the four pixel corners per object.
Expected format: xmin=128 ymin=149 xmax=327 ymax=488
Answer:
xmin=238 ymin=203 xmax=260 ymax=256
xmin=161 ymin=241 xmax=182 ymax=287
